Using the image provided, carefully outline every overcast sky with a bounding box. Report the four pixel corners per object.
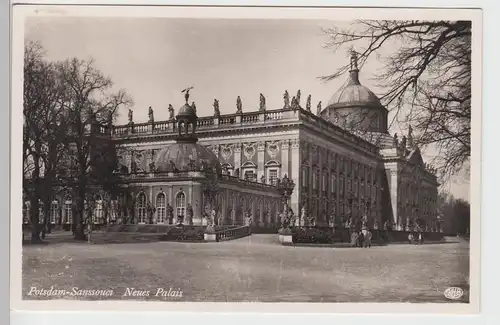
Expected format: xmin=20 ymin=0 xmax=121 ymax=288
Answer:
xmin=24 ymin=17 xmax=470 ymax=201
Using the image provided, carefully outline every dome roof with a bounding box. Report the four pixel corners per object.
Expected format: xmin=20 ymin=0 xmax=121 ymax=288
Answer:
xmin=154 ymin=140 xmax=222 ymax=174
xmin=177 ymin=103 xmax=197 ymax=118
xmin=326 ymin=70 xmax=382 ymax=108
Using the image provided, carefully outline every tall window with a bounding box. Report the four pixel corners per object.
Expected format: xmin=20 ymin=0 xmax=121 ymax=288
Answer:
xmin=331 ymin=175 xmax=336 ymax=193
xmin=23 ymin=201 xmax=30 ymax=224
xmin=136 ymin=192 xmax=147 ymax=223
xmin=93 ymin=195 xmax=103 ymax=224
xmin=38 ymin=200 xmax=44 ymax=224
xmin=50 ymin=200 xmax=59 ymax=224
xmin=302 ymin=168 xmax=308 ymax=188
xmin=322 ymin=174 xmax=327 ymax=192
xmin=268 ymin=169 xmax=278 ymax=185
xmin=312 ymin=171 xmax=318 ymax=190
xmin=156 ymin=193 xmax=166 ymax=223
xmin=176 ymin=192 xmax=186 ymax=217
xmin=64 ymin=196 xmax=72 ymax=224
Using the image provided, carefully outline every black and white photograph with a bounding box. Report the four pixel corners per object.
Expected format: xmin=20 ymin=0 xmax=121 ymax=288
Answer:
xmin=11 ymin=5 xmax=480 ymax=311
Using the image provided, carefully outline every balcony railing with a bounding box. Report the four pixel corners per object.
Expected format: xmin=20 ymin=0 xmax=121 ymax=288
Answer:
xmin=215 ymin=225 xmax=251 ymax=242
xmin=107 ymin=108 xmax=379 ymax=154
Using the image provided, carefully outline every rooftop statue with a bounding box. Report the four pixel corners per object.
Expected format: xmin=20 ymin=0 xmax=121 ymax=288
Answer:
xmin=393 ymin=133 xmax=399 ymax=147
xmin=291 ymin=96 xmax=297 ymax=109
xmin=128 ymin=109 xmax=133 ymax=123
xmin=316 ymin=101 xmax=322 ymax=115
xmin=148 ymin=106 xmax=154 ymax=123
xmin=236 ymin=96 xmax=243 ymax=114
xmin=350 ymin=48 xmax=359 ymax=70
xmin=181 ymin=86 xmax=194 ymax=104
xmin=168 ymin=104 xmax=175 ymax=120
xmin=401 ymin=135 xmax=407 ymax=150
xmin=259 ymin=93 xmax=266 ymax=111
xmin=306 ymin=94 xmax=312 ymax=112
xmin=296 ymin=90 xmax=301 ymax=107
xmin=283 ymin=90 xmax=290 ymax=109
xmin=191 ymin=102 xmax=197 ymax=114
xmin=213 ymin=98 xmax=220 ymax=118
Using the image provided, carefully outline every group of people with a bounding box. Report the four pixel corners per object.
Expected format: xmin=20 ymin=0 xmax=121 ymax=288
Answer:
xmin=350 ymin=229 xmax=373 ymax=248
xmin=408 ymin=232 xmax=424 ymax=245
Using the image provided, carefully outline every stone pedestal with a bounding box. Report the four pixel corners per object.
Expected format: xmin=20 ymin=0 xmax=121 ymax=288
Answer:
xmin=279 ymin=234 xmax=293 ymax=244
xmin=204 ymin=233 xmax=217 ymax=242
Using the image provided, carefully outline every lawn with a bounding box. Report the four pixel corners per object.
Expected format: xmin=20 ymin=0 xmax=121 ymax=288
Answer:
xmin=22 ymin=234 xmax=470 ymax=302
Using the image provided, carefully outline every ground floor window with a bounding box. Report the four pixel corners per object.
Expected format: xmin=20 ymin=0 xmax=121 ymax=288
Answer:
xmin=136 ymin=192 xmax=147 ymax=223
xmin=64 ymin=196 xmax=73 ymax=224
xmin=156 ymin=192 xmax=166 ymax=223
xmin=176 ymin=192 xmax=186 ymax=218
xmin=93 ymin=195 xmax=104 ymax=224
xmin=50 ymin=200 xmax=59 ymax=224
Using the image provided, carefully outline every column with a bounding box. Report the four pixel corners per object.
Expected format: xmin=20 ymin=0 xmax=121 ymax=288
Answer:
xmin=281 ymin=140 xmax=290 ymax=177
xmin=259 ymin=198 xmax=264 ymax=227
xmin=390 ymin=169 xmax=399 ymax=228
xmin=290 ymin=138 xmax=301 ymax=215
xmin=234 ymin=143 xmax=242 ymax=179
xmin=257 ymin=141 xmax=265 ymax=181
xmin=150 ymin=186 xmax=154 ymax=224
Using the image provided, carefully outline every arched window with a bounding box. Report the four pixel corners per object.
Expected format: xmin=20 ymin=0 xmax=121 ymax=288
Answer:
xmin=64 ymin=195 xmax=72 ymax=224
xmin=50 ymin=200 xmax=59 ymax=224
xmin=136 ymin=192 xmax=147 ymax=223
xmin=156 ymin=193 xmax=166 ymax=224
xmin=176 ymin=192 xmax=186 ymax=218
xmin=93 ymin=195 xmax=103 ymax=224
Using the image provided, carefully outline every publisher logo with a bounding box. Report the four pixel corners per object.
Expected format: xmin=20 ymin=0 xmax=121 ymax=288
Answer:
xmin=444 ymin=287 xmax=464 ymax=300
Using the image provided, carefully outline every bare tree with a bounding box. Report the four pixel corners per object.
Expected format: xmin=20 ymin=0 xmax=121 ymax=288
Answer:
xmin=23 ymin=41 xmax=70 ymax=243
xmin=321 ymin=20 xmax=471 ymax=178
xmin=56 ymin=58 xmax=132 ymax=240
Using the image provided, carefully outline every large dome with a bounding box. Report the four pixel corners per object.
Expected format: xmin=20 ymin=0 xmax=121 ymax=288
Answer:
xmin=327 ymin=71 xmax=382 ymax=108
xmin=154 ymin=140 xmax=222 ymax=174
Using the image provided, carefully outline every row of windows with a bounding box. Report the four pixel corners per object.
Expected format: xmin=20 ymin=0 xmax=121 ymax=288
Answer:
xmin=23 ymin=192 xmax=187 ymax=225
xmin=223 ymin=165 xmax=280 ymax=185
xmin=135 ymin=192 xmax=185 ymax=224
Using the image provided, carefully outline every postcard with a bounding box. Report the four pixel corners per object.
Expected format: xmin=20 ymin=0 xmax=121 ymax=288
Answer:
xmin=10 ymin=4 xmax=481 ymax=314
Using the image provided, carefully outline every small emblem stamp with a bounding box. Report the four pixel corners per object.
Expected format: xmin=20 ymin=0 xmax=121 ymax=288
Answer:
xmin=444 ymin=287 xmax=464 ymax=300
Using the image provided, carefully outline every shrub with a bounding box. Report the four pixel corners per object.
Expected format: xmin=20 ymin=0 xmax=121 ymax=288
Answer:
xmin=293 ymin=227 xmax=334 ymax=244
xmin=278 ymin=227 xmax=292 ymax=235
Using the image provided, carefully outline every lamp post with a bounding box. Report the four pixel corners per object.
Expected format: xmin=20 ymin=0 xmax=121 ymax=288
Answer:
xmin=276 ymin=174 xmax=295 ymax=213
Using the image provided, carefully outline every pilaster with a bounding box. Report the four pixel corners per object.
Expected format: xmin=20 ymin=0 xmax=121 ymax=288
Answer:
xmin=257 ymin=141 xmax=265 ymax=180
xmin=290 ymin=138 xmax=301 ymax=214
xmin=390 ymin=168 xmax=399 ymax=227
xmin=281 ymin=140 xmax=290 ymax=177
xmin=234 ymin=143 xmax=242 ymax=179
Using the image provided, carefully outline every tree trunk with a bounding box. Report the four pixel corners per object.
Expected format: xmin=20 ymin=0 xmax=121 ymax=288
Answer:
xmin=73 ymin=187 xmax=87 ymax=240
xmin=30 ymin=197 xmax=42 ymax=244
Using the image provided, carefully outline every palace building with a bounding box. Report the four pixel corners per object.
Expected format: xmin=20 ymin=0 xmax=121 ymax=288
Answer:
xmin=26 ymin=53 xmax=440 ymax=232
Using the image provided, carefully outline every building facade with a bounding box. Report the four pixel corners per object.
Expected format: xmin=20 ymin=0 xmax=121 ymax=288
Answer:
xmin=25 ymin=54 xmax=440 ymax=232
